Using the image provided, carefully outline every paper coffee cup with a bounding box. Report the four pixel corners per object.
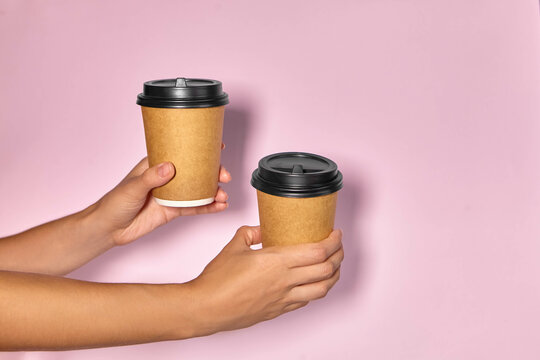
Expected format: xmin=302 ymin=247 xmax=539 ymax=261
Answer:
xmin=251 ymin=152 xmax=343 ymax=247
xmin=137 ymin=77 xmax=228 ymax=207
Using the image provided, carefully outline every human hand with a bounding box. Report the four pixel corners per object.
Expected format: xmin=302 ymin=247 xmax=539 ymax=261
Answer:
xmin=189 ymin=226 xmax=344 ymax=336
xmin=93 ymin=154 xmax=231 ymax=246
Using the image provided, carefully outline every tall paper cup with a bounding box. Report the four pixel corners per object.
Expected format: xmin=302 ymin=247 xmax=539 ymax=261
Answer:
xmin=137 ymin=77 xmax=228 ymax=207
xmin=251 ymin=152 xmax=343 ymax=247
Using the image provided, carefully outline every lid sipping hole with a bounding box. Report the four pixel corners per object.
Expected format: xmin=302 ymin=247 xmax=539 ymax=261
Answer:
xmin=292 ymin=164 xmax=304 ymax=174
xmin=175 ymin=77 xmax=187 ymax=87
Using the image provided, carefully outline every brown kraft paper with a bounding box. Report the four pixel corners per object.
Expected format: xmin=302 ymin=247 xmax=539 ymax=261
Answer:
xmin=141 ymin=106 xmax=225 ymax=201
xmin=256 ymin=190 xmax=338 ymax=247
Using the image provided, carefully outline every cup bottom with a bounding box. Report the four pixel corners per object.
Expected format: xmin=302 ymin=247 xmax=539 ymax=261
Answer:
xmin=153 ymin=197 xmax=215 ymax=208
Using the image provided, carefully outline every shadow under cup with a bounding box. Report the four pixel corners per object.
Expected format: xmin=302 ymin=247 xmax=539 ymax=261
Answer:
xmin=137 ymin=77 xmax=229 ymax=207
xmin=251 ymin=152 xmax=343 ymax=247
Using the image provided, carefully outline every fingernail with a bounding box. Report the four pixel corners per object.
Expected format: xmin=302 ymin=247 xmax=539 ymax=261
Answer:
xmin=158 ymin=163 xmax=171 ymax=178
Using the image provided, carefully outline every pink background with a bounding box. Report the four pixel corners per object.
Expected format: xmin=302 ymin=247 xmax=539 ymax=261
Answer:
xmin=1 ymin=0 xmax=540 ymax=358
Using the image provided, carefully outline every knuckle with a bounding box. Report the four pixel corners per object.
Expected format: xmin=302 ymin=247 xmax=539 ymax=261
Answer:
xmin=315 ymin=284 xmax=329 ymax=299
xmin=321 ymin=262 xmax=335 ymax=278
xmin=339 ymin=248 xmax=345 ymax=262
xmin=279 ymin=277 xmax=292 ymax=291
xmin=141 ymin=170 xmax=154 ymax=186
xmin=236 ymin=225 xmax=251 ymax=235
xmin=323 ymin=284 xmax=331 ymax=296
xmin=264 ymin=311 xmax=281 ymax=321
xmin=123 ymin=178 xmax=143 ymax=196
xmin=333 ymin=235 xmax=343 ymax=248
xmin=310 ymin=245 xmax=327 ymax=263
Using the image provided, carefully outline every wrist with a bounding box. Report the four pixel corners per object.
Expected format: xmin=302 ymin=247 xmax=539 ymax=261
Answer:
xmin=169 ymin=280 xmax=221 ymax=339
xmin=77 ymin=201 xmax=117 ymax=250
xmin=161 ymin=281 xmax=215 ymax=340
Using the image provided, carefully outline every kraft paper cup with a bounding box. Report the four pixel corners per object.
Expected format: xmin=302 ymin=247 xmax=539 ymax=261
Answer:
xmin=137 ymin=77 xmax=229 ymax=207
xmin=256 ymin=190 xmax=337 ymax=247
xmin=251 ymin=152 xmax=343 ymax=247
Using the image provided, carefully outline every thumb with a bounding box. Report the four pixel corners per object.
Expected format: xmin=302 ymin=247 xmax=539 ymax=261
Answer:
xmin=125 ymin=162 xmax=175 ymax=199
xmin=225 ymin=225 xmax=261 ymax=251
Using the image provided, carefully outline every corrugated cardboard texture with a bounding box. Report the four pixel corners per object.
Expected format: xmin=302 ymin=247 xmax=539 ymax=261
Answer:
xmin=256 ymin=190 xmax=337 ymax=247
xmin=141 ymin=106 xmax=225 ymax=201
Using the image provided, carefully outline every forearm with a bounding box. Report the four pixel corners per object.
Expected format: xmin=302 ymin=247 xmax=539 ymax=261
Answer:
xmin=0 ymin=271 xmax=203 ymax=350
xmin=0 ymin=204 xmax=114 ymax=275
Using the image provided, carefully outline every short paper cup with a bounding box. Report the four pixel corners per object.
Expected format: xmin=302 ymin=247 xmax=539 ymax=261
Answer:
xmin=251 ymin=152 xmax=343 ymax=247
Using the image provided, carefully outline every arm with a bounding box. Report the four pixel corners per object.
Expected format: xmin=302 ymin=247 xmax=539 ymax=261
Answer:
xmin=0 ymin=227 xmax=344 ymax=351
xmin=0 ymin=205 xmax=112 ymax=276
xmin=0 ymin=158 xmax=231 ymax=275
xmin=0 ymin=271 xmax=196 ymax=350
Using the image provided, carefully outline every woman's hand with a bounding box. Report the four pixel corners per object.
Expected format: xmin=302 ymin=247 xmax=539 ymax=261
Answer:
xmin=188 ymin=226 xmax=344 ymax=336
xmin=93 ymin=156 xmax=231 ymax=246
xmin=0 ymin=152 xmax=231 ymax=275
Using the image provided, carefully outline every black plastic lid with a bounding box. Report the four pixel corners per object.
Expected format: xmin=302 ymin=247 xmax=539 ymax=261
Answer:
xmin=136 ymin=77 xmax=229 ymax=108
xmin=251 ymin=152 xmax=343 ymax=198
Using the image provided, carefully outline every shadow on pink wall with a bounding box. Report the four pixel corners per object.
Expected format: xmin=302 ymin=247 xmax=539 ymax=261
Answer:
xmin=220 ymin=106 xmax=252 ymax=213
xmin=326 ymin=172 xmax=367 ymax=303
